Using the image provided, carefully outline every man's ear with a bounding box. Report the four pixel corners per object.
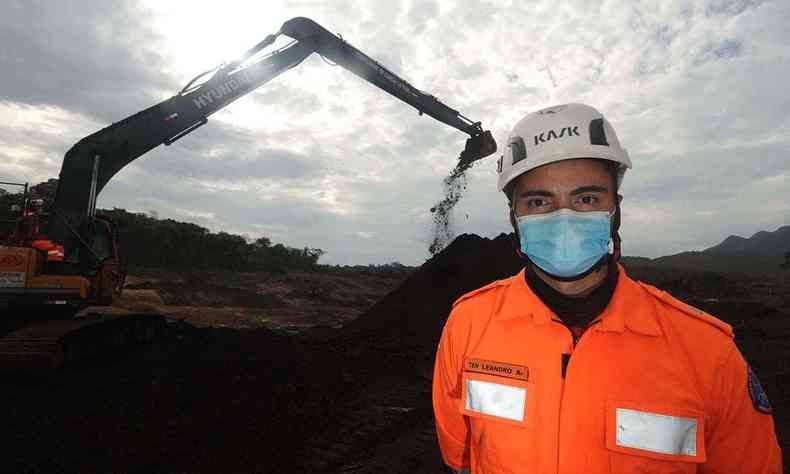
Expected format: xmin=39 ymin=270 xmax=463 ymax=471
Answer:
xmin=611 ymin=194 xmax=623 ymax=230
xmin=611 ymin=193 xmax=623 ymax=260
xmin=509 ymin=208 xmax=518 ymax=232
xmin=509 ymin=208 xmax=526 ymax=259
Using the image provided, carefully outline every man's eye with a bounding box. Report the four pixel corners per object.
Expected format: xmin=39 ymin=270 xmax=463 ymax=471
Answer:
xmin=527 ymin=198 xmax=547 ymax=207
xmin=579 ymin=195 xmax=598 ymax=205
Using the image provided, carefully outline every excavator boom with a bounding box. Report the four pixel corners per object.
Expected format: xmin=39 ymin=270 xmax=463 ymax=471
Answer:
xmin=50 ymin=17 xmax=496 ymax=259
xmin=3 ymin=16 xmax=498 ymax=370
xmin=282 ymin=18 xmax=480 ymax=135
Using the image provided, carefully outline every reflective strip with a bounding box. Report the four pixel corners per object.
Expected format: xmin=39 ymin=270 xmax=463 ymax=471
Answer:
xmin=0 ymin=271 xmax=25 ymax=288
xmin=465 ymin=379 xmax=526 ymax=422
xmin=615 ymin=408 xmax=698 ymax=456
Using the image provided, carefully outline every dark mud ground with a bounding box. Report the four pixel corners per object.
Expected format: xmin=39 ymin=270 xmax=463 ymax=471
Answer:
xmin=2 ymin=234 xmax=789 ymax=473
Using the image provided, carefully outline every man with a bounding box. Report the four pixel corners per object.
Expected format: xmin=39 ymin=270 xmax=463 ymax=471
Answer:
xmin=432 ymin=103 xmax=782 ymax=473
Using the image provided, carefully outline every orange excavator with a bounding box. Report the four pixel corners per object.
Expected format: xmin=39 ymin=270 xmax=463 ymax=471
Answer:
xmin=0 ymin=17 xmax=497 ymax=369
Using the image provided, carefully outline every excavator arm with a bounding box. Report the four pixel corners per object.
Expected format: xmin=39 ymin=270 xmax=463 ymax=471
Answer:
xmin=50 ymin=17 xmax=496 ymax=258
xmin=281 ymin=18 xmax=484 ymax=137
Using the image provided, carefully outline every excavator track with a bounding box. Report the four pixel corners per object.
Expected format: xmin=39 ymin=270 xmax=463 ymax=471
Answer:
xmin=0 ymin=313 xmax=166 ymax=371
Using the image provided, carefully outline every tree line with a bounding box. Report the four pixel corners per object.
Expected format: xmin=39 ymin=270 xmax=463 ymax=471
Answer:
xmin=1 ymin=179 xmax=325 ymax=272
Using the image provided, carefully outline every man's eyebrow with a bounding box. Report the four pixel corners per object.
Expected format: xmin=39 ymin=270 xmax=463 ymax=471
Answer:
xmin=517 ymin=190 xmax=554 ymax=197
xmin=570 ymin=185 xmax=609 ymax=195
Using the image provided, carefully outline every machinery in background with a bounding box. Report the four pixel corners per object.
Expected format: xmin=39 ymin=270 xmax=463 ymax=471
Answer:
xmin=1 ymin=181 xmax=122 ymax=312
xmin=0 ymin=17 xmax=497 ymax=369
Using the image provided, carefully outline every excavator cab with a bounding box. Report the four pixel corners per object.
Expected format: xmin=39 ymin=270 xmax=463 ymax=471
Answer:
xmin=0 ymin=181 xmax=28 ymax=243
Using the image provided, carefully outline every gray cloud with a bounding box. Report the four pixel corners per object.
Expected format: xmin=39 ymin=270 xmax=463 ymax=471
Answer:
xmin=2 ymin=0 xmax=789 ymax=265
xmin=406 ymin=0 xmax=440 ymax=35
xmin=0 ymin=1 xmax=178 ymax=122
xmin=695 ymin=39 xmax=743 ymax=65
xmin=132 ymin=121 xmax=330 ymax=183
xmin=253 ymin=82 xmax=322 ymax=114
xmin=704 ymin=0 xmax=765 ymax=17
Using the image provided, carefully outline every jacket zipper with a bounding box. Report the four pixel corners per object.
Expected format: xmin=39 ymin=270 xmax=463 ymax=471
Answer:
xmin=562 ymin=318 xmax=603 ymax=376
xmin=571 ymin=316 xmax=602 ymax=348
xmin=557 ymin=318 xmax=602 ymax=470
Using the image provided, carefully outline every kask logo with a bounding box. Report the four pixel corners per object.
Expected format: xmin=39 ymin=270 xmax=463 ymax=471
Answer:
xmin=534 ymin=126 xmax=580 ymax=145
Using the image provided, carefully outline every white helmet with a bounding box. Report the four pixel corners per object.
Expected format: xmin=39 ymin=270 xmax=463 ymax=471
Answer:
xmin=497 ymin=103 xmax=631 ymax=196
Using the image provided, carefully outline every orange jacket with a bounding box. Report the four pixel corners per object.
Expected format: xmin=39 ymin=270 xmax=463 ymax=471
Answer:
xmin=433 ymin=264 xmax=782 ymax=473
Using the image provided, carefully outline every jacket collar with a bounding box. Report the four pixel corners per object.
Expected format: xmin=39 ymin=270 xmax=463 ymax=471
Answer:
xmin=495 ymin=263 xmax=662 ymax=337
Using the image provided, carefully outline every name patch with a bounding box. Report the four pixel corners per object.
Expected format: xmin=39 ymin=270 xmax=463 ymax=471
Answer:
xmin=466 ymin=358 xmax=529 ymax=381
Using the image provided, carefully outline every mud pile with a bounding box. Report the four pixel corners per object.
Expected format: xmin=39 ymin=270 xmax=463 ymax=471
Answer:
xmin=127 ymin=280 xmax=285 ymax=308
xmin=344 ymin=233 xmax=523 ymax=355
xmin=2 ymin=233 xmax=789 ymax=473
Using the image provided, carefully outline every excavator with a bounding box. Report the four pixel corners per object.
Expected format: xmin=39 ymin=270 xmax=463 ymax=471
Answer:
xmin=0 ymin=17 xmax=497 ymax=369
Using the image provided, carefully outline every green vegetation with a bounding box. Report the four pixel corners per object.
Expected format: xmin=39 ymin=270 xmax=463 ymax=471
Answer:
xmin=100 ymin=208 xmax=325 ymax=272
xmin=0 ymin=179 xmax=325 ymax=273
xmin=621 ymin=252 xmax=785 ymax=277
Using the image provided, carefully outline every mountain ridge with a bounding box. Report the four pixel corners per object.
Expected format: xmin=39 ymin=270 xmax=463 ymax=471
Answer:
xmin=703 ymin=225 xmax=790 ymax=257
xmin=622 ymin=224 xmax=789 ymax=275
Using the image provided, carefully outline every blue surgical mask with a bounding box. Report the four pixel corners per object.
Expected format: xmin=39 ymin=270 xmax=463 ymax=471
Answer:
xmin=516 ymin=208 xmax=612 ymax=278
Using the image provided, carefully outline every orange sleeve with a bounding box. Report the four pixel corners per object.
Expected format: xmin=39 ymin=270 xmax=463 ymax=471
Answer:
xmin=702 ymin=341 xmax=783 ymax=473
xmin=432 ymin=306 xmax=471 ymax=471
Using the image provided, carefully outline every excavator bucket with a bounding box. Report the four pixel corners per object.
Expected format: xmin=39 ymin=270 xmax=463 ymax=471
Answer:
xmin=459 ymin=130 xmax=497 ymax=167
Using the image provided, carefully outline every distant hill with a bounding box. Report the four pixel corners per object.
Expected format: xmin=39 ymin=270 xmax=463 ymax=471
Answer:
xmin=623 ymin=225 xmax=789 ymax=276
xmin=703 ymin=225 xmax=790 ymax=257
xmin=622 ymin=252 xmax=783 ymax=276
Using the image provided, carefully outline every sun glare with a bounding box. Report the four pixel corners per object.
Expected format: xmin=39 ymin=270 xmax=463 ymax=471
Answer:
xmin=141 ymin=2 xmax=380 ymax=146
xmin=142 ymin=1 xmax=294 ymax=83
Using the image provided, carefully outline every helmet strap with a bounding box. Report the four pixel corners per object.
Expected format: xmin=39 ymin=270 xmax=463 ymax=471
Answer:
xmin=612 ymin=194 xmax=623 ymax=262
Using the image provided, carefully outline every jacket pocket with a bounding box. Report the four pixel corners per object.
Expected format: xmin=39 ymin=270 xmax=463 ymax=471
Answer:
xmin=460 ymin=371 xmax=534 ymax=429
xmin=605 ymin=399 xmax=706 ymax=473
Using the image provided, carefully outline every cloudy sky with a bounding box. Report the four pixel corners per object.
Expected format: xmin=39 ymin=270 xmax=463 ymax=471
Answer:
xmin=1 ymin=0 xmax=788 ymax=265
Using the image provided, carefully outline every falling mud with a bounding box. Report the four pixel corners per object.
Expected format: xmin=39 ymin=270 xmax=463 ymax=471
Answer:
xmin=429 ymin=160 xmax=474 ymax=255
